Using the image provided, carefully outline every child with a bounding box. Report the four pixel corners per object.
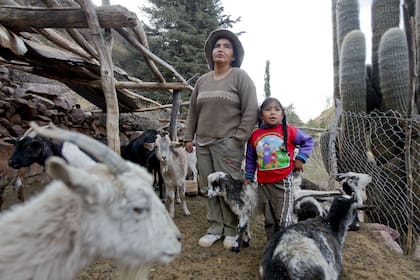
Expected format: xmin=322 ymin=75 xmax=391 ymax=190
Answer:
xmin=244 ymin=97 xmax=313 ymax=240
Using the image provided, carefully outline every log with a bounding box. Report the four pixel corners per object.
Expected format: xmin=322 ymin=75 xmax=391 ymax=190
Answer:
xmin=0 ymin=5 xmax=137 ymax=31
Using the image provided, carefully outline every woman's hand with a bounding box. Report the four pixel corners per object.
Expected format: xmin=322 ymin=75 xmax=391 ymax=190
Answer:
xmin=243 ymin=179 xmax=250 ymax=185
xmin=185 ymin=141 xmax=194 ymax=153
xmin=294 ymin=159 xmax=304 ymax=172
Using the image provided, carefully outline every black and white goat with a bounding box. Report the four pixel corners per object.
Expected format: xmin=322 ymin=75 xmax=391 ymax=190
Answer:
xmin=259 ymin=194 xmax=367 ymax=280
xmin=207 ymin=171 xmax=258 ymax=253
xmin=293 ymin=172 xmax=372 ymax=230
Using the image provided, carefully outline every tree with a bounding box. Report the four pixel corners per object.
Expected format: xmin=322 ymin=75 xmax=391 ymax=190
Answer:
xmin=137 ymin=0 xmax=240 ymax=103
xmin=264 ymin=59 xmax=271 ymax=97
xmin=284 ymin=103 xmax=304 ymax=126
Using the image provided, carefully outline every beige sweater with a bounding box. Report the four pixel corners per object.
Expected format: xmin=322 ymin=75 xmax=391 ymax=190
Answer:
xmin=184 ymin=68 xmax=258 ymax=145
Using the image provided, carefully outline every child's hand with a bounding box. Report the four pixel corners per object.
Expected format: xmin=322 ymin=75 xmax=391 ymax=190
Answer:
xmin=243 ymin=179 xmax=252 ymax=185
xmin=294 ymin=159 xmax=304 ymax=172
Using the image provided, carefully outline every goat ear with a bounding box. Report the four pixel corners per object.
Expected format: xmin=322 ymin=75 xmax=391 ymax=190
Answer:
xmin=335 ymin=173 xmax=346 ymax=181
xmin=46 ymin=157 xmax=99 ymax=201
xmin=47 ymin=157 xmax=86 ymax=186
xmin=143 ymin=142 xmax=155 ymax=151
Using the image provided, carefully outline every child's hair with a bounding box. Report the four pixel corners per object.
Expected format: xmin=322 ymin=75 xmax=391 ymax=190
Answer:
xmin=258 ymin=97 xmax=288 ymax=153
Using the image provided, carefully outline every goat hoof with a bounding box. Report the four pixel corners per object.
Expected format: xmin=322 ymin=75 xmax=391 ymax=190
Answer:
xmin=231 ymin=246 xmax=240 ymax=254
xmin=348 ymin=223 xmax=361 ymax=231
xmin=242 ymin=241 xmax=250 ymax=248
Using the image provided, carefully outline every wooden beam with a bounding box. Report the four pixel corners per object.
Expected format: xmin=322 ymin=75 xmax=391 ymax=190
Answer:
xmin=0 ymin=5 xmax=138 ymax=31
xmin=132 ymin=101 xmax=190 ymax=113
xmin=115 ymin=81 xmax=191 ymax=90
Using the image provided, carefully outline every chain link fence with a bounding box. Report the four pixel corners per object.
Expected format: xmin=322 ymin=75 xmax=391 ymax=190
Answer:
xmin=301 ymin=108 xmax=419 ymax=255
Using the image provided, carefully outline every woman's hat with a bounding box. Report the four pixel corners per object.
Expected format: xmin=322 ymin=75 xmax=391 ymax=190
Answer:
xmin=204 ymin=29 xmax=244 ymax=70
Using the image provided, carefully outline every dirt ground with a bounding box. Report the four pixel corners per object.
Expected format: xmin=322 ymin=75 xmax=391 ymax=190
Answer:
xmin=2 ymin=172 xmax=419 ymax=280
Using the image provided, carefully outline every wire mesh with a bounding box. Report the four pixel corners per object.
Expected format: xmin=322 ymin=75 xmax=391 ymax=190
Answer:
xmin=303 ymin=109 xmax=419 ymax=255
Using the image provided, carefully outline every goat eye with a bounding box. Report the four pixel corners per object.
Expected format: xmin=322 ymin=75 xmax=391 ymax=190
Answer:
xmin=133 ymin=207 xmax=144 ymax=214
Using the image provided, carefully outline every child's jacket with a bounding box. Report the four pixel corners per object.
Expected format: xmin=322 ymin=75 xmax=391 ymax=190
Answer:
xmin=245 ymin=124 xmax=313 ymax=183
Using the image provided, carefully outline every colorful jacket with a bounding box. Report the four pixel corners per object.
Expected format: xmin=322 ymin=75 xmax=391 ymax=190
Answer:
xmin=245 ymin=124 xmax=313 ymax=183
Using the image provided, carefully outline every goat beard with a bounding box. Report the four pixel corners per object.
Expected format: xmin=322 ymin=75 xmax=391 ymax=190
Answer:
xmin=161 ymin=164 xmax=169 ymax=173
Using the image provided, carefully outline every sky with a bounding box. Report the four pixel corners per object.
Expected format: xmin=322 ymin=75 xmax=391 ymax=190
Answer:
xmin=93 ymin=0 xmax=373 ymax=122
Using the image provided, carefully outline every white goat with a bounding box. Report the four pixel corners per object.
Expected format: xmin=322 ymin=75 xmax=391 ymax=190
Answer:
xmin=0 ymin=123 xmax=181 ymax=280
xmin=260 ymin=194 xmax=367 ymax=280
xmin=207 ymin=171 xmax=258 ymax=253
xmin=154 ymin=134 xmax=190 ymax=218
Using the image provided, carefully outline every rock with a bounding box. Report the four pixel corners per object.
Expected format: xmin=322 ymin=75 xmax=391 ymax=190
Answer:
xmin=9 ymin=124 xmax=25 ymax=137
xmin=53 ymin=96 xmax=72 ymax=111
xmin=364 ymin=223 xmax=400 ymax=240
xmin=1 ymin=86 xmax=14 ymax=95
xmin=369 ymin=230 xmax=403 ymax=255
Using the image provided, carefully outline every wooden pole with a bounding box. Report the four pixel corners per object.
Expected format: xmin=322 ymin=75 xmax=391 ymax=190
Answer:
xmin=169 ymin=90 xmax=181 ymax=141
xmin=76 ymin=0 xmax=120 ymax=154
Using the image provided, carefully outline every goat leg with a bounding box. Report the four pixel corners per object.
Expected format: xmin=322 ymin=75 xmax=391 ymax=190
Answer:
xmin=231 ymin=225 xmax=246 ymax=253
xmin=0 ymin=184 xmax=7 ymax=210
xmin=158 ymin=172 xmax=165 ymax=202
xmin=242 ymin=223 xmax=251 ymax=248
xmin=180 ymin=184 xmax=191 ymax=216
xmin=14 ymin=177 xmax=24 ymax=203
xmin=167 ymin=189 xmax=175 ymax=219
xmin=348 ymin=212 xmax=361 ymax=231
xmin=175 ymin=186 xmax=181 ymax=204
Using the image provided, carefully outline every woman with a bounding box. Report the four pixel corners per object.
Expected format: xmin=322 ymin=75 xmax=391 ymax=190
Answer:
xmin=184 ymin=29 xmax=258 ymax=249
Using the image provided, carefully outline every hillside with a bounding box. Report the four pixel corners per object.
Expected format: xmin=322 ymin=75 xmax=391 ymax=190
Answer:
xmin=307 ymin=106 xmax=335 ymax=128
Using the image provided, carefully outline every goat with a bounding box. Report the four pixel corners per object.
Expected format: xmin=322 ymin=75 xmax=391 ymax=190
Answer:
xmin=154 ymin=134 xmax=190 ymax=218
xmin=8 ymin=134 xmax=63 ymax=169
xmin=121 ymin=129 xmax=165 ymax=200
xmin=185 ymin=146 xmax=198 ymax=182
xmin=0 ymin=139 xmax=24 ymax=210
xmin=207 ymin=171 xmax=258 ymax=253
xmin=259 ymin=194 xmax=367 ymax=280
xmin=293 ymin=172 xmax=372 ymax=230
xmin=2 ymin=125 xmax=63 ymax=209
xmin=0 ymin=123 xmax=181 ymax=280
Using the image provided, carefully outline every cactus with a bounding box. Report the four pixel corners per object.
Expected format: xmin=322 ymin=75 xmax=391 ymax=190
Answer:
xmin=339 ymin=30 xmax=367 ymax=113
xmin=332 ymin=0 xmax=340 ymax=103
xmin=336 ymin=0 xmax=360 ymax=52
xmin=378 ymin=27 xmax=410 ymax=114
xmin=371 ymin=0 xmax=401 ymax=97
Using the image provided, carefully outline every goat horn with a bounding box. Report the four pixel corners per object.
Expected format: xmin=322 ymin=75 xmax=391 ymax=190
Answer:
xmin=29 ymin=122 xmax=128 ymax=174
xmin=22 ymin=126 xmax=34 ymax=137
